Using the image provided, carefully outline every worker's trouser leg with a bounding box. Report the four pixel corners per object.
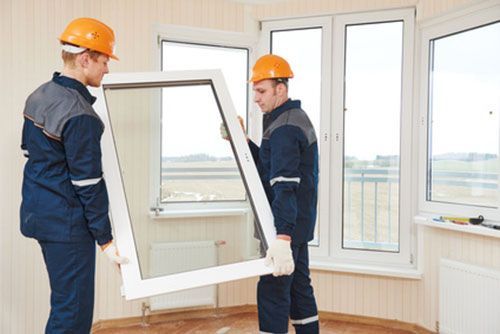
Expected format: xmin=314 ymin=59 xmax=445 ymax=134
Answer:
xmin=289 ymin=245 xmax=319 ymax=333
xmin=257 ymin=243 xmax=319 ymax=334
xmin=39 ymin=240 xmax=96 ymax=334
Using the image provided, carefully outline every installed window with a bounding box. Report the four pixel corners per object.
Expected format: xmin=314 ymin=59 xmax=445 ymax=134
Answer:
xmin=161 ymin=41 xmax=249 ymax=202
xmin=342 ymin=21 xmax=403 ymax=252
xmin=427 ymin=22 xmax=500 ymax=208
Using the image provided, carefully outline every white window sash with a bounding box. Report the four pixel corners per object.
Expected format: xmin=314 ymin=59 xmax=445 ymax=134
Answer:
xmin=330 ymin=8 xmax=415 ymax=265
xmin=260 ymin=16 xmax=333 ymax=258
xmin=91 ymin=71 xmax=276 ymax=300
xmin=417 ymin=2 xmax=500 ymax=221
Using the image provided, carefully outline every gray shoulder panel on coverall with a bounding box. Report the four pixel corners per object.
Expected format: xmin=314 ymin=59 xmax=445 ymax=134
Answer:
xmin=262 ymin=108 xmax=317 ymax=145
xmin=23 ymin=80 xmax=102 ymax=140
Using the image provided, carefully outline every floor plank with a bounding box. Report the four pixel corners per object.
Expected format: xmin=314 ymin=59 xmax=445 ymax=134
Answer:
xmin=93 ymin=309 xmax=424 ymax=334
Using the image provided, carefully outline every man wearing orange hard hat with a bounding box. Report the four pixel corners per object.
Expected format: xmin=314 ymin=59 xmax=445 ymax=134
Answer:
xmin=20 ymin=17 xmax=126 ymax=333
xmin=249 ymin=54 xmax=319 ymax=333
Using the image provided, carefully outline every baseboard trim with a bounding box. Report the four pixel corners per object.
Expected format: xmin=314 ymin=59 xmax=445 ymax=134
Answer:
xmin=92 ymin=305 xmax=434 ymax=333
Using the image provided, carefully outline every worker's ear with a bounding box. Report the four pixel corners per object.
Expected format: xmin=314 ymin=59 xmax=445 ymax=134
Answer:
xmin=77 ymin=52 xmax=90 ymax=69
xmin=276 ymin=81 xmax=287 ymax=96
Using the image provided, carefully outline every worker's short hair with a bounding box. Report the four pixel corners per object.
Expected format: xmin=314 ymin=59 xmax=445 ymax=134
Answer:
xmin=62 ymin=44 xmax=101 ymax=68
xmin=271 ymin=78 xmax=289 ymax=89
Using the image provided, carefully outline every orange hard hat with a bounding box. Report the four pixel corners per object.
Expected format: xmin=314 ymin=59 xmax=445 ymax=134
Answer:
xmin=59 ymin=17 xmax=118 ymax=60
xmin=249 ymin=54 xmax=293 ymax=83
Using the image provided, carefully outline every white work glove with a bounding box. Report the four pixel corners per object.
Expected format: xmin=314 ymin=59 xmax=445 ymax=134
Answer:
xmin=220 ymin=122 xmax=229 ymax=140
xmin=264 ymin=238 xmax=294 ymax=277
xmin=101 ymin=242 xmax=129 ymax=265
xmin=220 ymin=116 xmax=247 ymax=141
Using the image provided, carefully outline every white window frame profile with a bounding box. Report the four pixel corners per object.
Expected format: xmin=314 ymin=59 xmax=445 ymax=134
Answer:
xmin=91 ymin=70 xmax=275 ymax=300
xmin=330 ymin=9 xmax=415 ymax=268
xmin=417 ymin=1 xmax=500 ymax=221
xmin=260 ymin=17 xmax=332 ymax=258
xmin=150 ymin=24 xmax=257 ymax=216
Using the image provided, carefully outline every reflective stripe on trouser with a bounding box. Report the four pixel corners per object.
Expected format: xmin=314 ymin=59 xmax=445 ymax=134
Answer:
xmin=39 ymin=240 xmax=96 ymax=334
xmin=71 ymin=177 xmax=102 ymax=187
xmin=270 ymin=176 xmax=301 ymax=187
xmin=258 ymin=243 xmax=319 ymax=334
xmin=291 ymin=315 xmax=319 ymax=326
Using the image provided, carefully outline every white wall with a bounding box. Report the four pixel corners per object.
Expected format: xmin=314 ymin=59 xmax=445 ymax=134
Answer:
xmin=1 ymin=0 xmax=496 ymax=333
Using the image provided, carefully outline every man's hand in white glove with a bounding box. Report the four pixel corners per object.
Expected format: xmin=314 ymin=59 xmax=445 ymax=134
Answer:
xmin=264 ymin=236 xmax=294 ymax=277
xmin=220 ymin=122 xmax=229 ymax=140
xmin=101 ymin=241 xmax=129 ymax=266
xmin=220 ymin=116 xmax=247 ymax=141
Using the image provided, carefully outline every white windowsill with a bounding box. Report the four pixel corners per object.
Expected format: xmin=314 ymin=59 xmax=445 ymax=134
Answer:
xmin=150 ymin=207 xmax=250 ymax=219
xmin=309 ymin=259 xmax=422 ymax=279
xmin=414 ymin=214 xmax=500 ymax=239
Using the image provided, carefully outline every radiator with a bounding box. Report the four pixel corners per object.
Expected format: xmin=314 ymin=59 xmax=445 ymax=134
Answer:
xmin=439 ymin=259 xmax=500 ymax=334
xmin=149 ymin=240 xmax=218 ymax=311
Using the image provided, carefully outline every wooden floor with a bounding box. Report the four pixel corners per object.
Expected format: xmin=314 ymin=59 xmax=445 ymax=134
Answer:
xmin=92 ymin=306 xmax=428 ymax=334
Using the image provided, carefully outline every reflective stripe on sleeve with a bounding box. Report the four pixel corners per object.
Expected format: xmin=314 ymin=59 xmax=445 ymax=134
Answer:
xmin=71 ymin=177 xmax=102 ymax=187
xmin=290 ymin=315 xmax=319 ymax=325
xmin=270 ymin=176 xmax=301 ymax=187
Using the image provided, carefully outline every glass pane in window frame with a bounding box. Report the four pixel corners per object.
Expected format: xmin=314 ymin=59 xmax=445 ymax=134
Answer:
xmin=341 ymin=21 xmax=404 ymax=253
xmin=161 ymin=41 xmax=249 ymax=203
xmin=270 ymin=27 xmax=323 ymax=246
xmin=426 ymin=22 xmax=500 ymax=208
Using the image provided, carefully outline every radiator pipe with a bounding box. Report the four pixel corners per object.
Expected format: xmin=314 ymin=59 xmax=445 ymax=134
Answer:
xmin=141 ymin=302 xmax=151 ymax=327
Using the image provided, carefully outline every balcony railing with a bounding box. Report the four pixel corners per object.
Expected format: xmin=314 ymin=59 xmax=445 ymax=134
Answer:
xmin=344 ymin=168 xmax=399 ymax=251
xmin=343 ymin=168 xmax=497 ymax=252
xmin=161 ymin=164 xmax=498 ymax=250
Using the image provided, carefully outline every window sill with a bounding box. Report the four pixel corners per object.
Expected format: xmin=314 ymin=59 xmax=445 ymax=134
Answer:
xmin=310 ymin=259 xmax=422 ymax=279
xmin=149 ymin=207 xmax=250 ymax=219
xmin=414 ymin=214 xmax=500 ymax=239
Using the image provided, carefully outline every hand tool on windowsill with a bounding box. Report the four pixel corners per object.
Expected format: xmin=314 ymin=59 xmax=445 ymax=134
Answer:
xmin=432 ymin=217 xmax=468 ymax=225
xmin=439 ymin=215 xmax=484 ymax=225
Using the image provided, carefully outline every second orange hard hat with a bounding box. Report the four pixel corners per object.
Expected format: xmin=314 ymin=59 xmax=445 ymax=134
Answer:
xmin=59 ymin=17 xmax=118 ymax=60
xmin=249 ymin=54 xmax=293 ymax=83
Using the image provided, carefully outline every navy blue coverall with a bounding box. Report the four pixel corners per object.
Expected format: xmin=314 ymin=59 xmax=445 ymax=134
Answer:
xmin=249 ymin=99 xmax=319 ymax=334
xmin=20 ymin=73 xmax=113 ymax=333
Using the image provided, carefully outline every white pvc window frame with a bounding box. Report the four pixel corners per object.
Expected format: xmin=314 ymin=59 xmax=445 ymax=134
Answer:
xmin=330 ymin=8 xmax=415 ymax=267
xmin=417 ymin=1 xmax=500 ymax=221
xmin=150 ymin=24 xmax=257 ymax=216
xmin=91 ymin=70 xmax=275 ymax=300
xmin=260 ymin=16 xmax=333 ymax=258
